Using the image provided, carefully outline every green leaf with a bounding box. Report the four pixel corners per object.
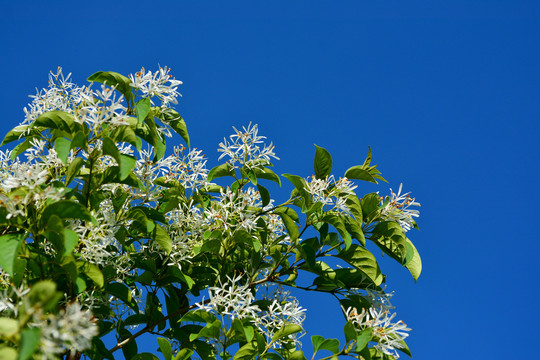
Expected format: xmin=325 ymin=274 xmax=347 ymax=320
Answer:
xmin=0 ymin=233 xmax=23 ymax=275
xmin=70 ymin=130 xmax=88 ymax=150
xmin=54 ymin=137 xmax=71 ymax=164
xmin=106 ymin=282 xmax=138 ymax=312
xmin=136 ymin=98 xmax=151 ymax=124
xmin=180 ymin=310 xmax=218 ymax=324
xmin=314 ymin=144 xmax=332 ymax=179
xmin=18 ymin=328 xmax=41 ymax=360
xmin=81 ymin=263 xmax=104 ymax=288
xmin=0 ymin=318 xmax=19 ymax=337
xmin=153 ymin=224 xmax=172 ymax=255
xmin=103 ymin=137 xmax=135 ymax=180
xmin=233 ymin=341 xmax=258 ymax=360
xmin=189 ymin=320 xmax=222 ymax=341
xmin=277 ymin=212 xmax=299 ymax=242
xmin=32 ymin=110 xmax=79 ymax=134
xmin=28 ymin=281 xmax=58 ymax=308
xmin=344 ymin=321 xmax=357 ymax=343
xmin=63 ymin=229 xmax=79 ymax=255
xmin=404 ymin=238 xmax=422 ymax=281
xmin=41 ymin=200 xmax=95 ymax=227
xmin=363 ymin=146 xmax=373 ymax=167
xmin=175 ymin=349 xmax=194 ymax=360
xmin=157 ymin=337 xmax=173 ymax=360
xmin=87 ymin=71 xmax=133 ymax=102
xmin=110 ymin=125 xmax=141 ymax=151
xmin=0 ymin=347 xmax=17 ymax=360
xmin=257 ymin=184 xmax=271 ymax=208
xmin=253 ymin=167 xmax=281 ymax=186
xmin=312 ymin=336 xmax=340 ymax=355
xmin=272 ymin=324 xmax=302 ymax=342
xmin=132 ymin=354 xmax=161 ymax=360
xmin=159 ymin=108 xmax=190 ymax=147
xmin=207 ymin=163 xmax=236 ymax=182
xmin=371 ymin=221 xmax=408 ymax=264
xmin=337 ymin=244 xmax=384 ymax=286
xmin=360 ymin=193 xmax=381 ymax=222
xmin=344 ymin=166 xmax=377 ymax=184
xmin=65 ymin=157 xmax=85 ymax=185
xmin=119 ymin=154 xmax=137 ymax=181
xmin=1 ymin=125 xmax=31 ymax=146
xmin=290 ymin=350 xmax=306 ymax=360
xmin=356 ymin=328 xmax=372 ymax=352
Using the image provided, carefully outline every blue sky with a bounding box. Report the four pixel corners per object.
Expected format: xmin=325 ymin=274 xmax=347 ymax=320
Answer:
xmin=2 ymin=1 xmax=539 ymax=359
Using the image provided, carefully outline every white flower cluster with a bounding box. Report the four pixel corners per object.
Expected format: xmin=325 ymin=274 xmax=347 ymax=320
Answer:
xmin=344 ymin=290 xmax=410 ymax=359
xmin=304 ymin=175 xmax=358 ymax=215
xmin=380 ymin=184 xmax=420 ymax=232
xmin=196 ymin=273 xmax=260 ymax=320
xmin=22 ymin=67 xmax=90 ymax=126
xmin=129 ymin=66 xmax=182 ymax=108
xmin=39 ymin=302 xmax=98 ymax=358
xmin=254 ymin=287 xmax=306 ymax=348
xmin=218 ymin=123 xmax=279 ymax=170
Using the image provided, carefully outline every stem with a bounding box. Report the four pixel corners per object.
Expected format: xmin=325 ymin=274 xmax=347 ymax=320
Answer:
xmin=108 ymin=298 xmax=211 ymax=353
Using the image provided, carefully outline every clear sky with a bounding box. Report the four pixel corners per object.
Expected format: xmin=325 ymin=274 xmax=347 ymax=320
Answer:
xmin=2 ymin=1 xmax=539 ymax=359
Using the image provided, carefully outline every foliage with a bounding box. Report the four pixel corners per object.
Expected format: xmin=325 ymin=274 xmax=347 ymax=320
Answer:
xmin=0 ymin=67 xmax=422 ymax=360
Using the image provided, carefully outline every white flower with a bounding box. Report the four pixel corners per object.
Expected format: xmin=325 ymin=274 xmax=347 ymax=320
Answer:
xmin=129 ymin=66 xmax=182 ymax=107
xmin=196 ymin=274 xmax=260 ymax=320
xmin=254 ymin=287 xmax=306 ymax=348
xmin=380 ymin=184 xmax=420 ymax=232
xmin=304 ymin=175 xmax=357 ymax=215
xmin=344 ymin=305 xmax=410 ymax=359
xmin=218 ymin=123 xmax=279 ymax=170
xmin=40 ymin=302 xmax=98 ymax=356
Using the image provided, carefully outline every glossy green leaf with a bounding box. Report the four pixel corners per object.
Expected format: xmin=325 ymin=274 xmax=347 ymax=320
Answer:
xmin=404 ymin=238 xmax=422 ymax=281
xmin=157 ymin=337 xmax=173 ymax=360
xmin=0 ymin=347 xmax=17 ymax=360
xmin=371 ymin=221 xmax=408 ymax=264
xmin=136 ymin=98 xmax=151 ymax=124
xmin=180 ymin=310 xmax=218 ymax=324
xmin=356 ymin=328 xmax=372 ymax=352
xmin=344 ymin=166 xmax=377 ymax=184
xmin=106 ymin=282 xmax=138 ymax=312
xmin=343 ymin=321 xmax=357 ymax=343
xmin=159 ymin=108 xmax=190 ymax=147
xmin=0 ymin=318 xmax=19 ymax=337
xmin=153 ymin=223 xmax=172 ymax=255
xmin=87 ymin=71 xmax=133 ymax=101
xmin=233 ymin=341 xmax=258 ymax=360
xmin=337 ymin=244 xmax=384 ymax=286
xmin=132 ymin=353 xmax=160 ymax=360
xmin=360 ymin=193 xmax=381 ymax=222
xmin=254 ymin=167 xmax=281 ymax=185
xmin=28 ymin=281 xmax=58 ymax=308
xmin=54 ymin=137 xmax=70 ymax=164
xmin=18 ymin=328 xmax=41 ymax=360
xmin=0 ymin=233 xmax=23 ymax=275
xmin=314 ymin=144 xmax=332 ymax=179
xmin=207 ymin=163 xmax=236 ymax=182
xmin=175 ymin=349 xmax=194 ymax=360
xmin=290 ymin=350 xmax=306 ymax=360
xmin=41 ymin=200 xmax=95 ymax=227
xmin=110 ymin=124 xmax=141 ymax=151
xmin=81 ymin=262 xmax=104 ymax=288
xmin=1 ymin=125 xmax=31 ymax=146
xmin=272 ymin=324 xmax=302 ymax=342
xmin=32 ymin=110 xmax=79 ymax=134
xmin=65 ymin=157 xmax=85 ymax=185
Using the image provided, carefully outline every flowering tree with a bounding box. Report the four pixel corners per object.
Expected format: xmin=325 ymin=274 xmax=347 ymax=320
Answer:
xmin=0 ymin=67 xmax=422 ymax=360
